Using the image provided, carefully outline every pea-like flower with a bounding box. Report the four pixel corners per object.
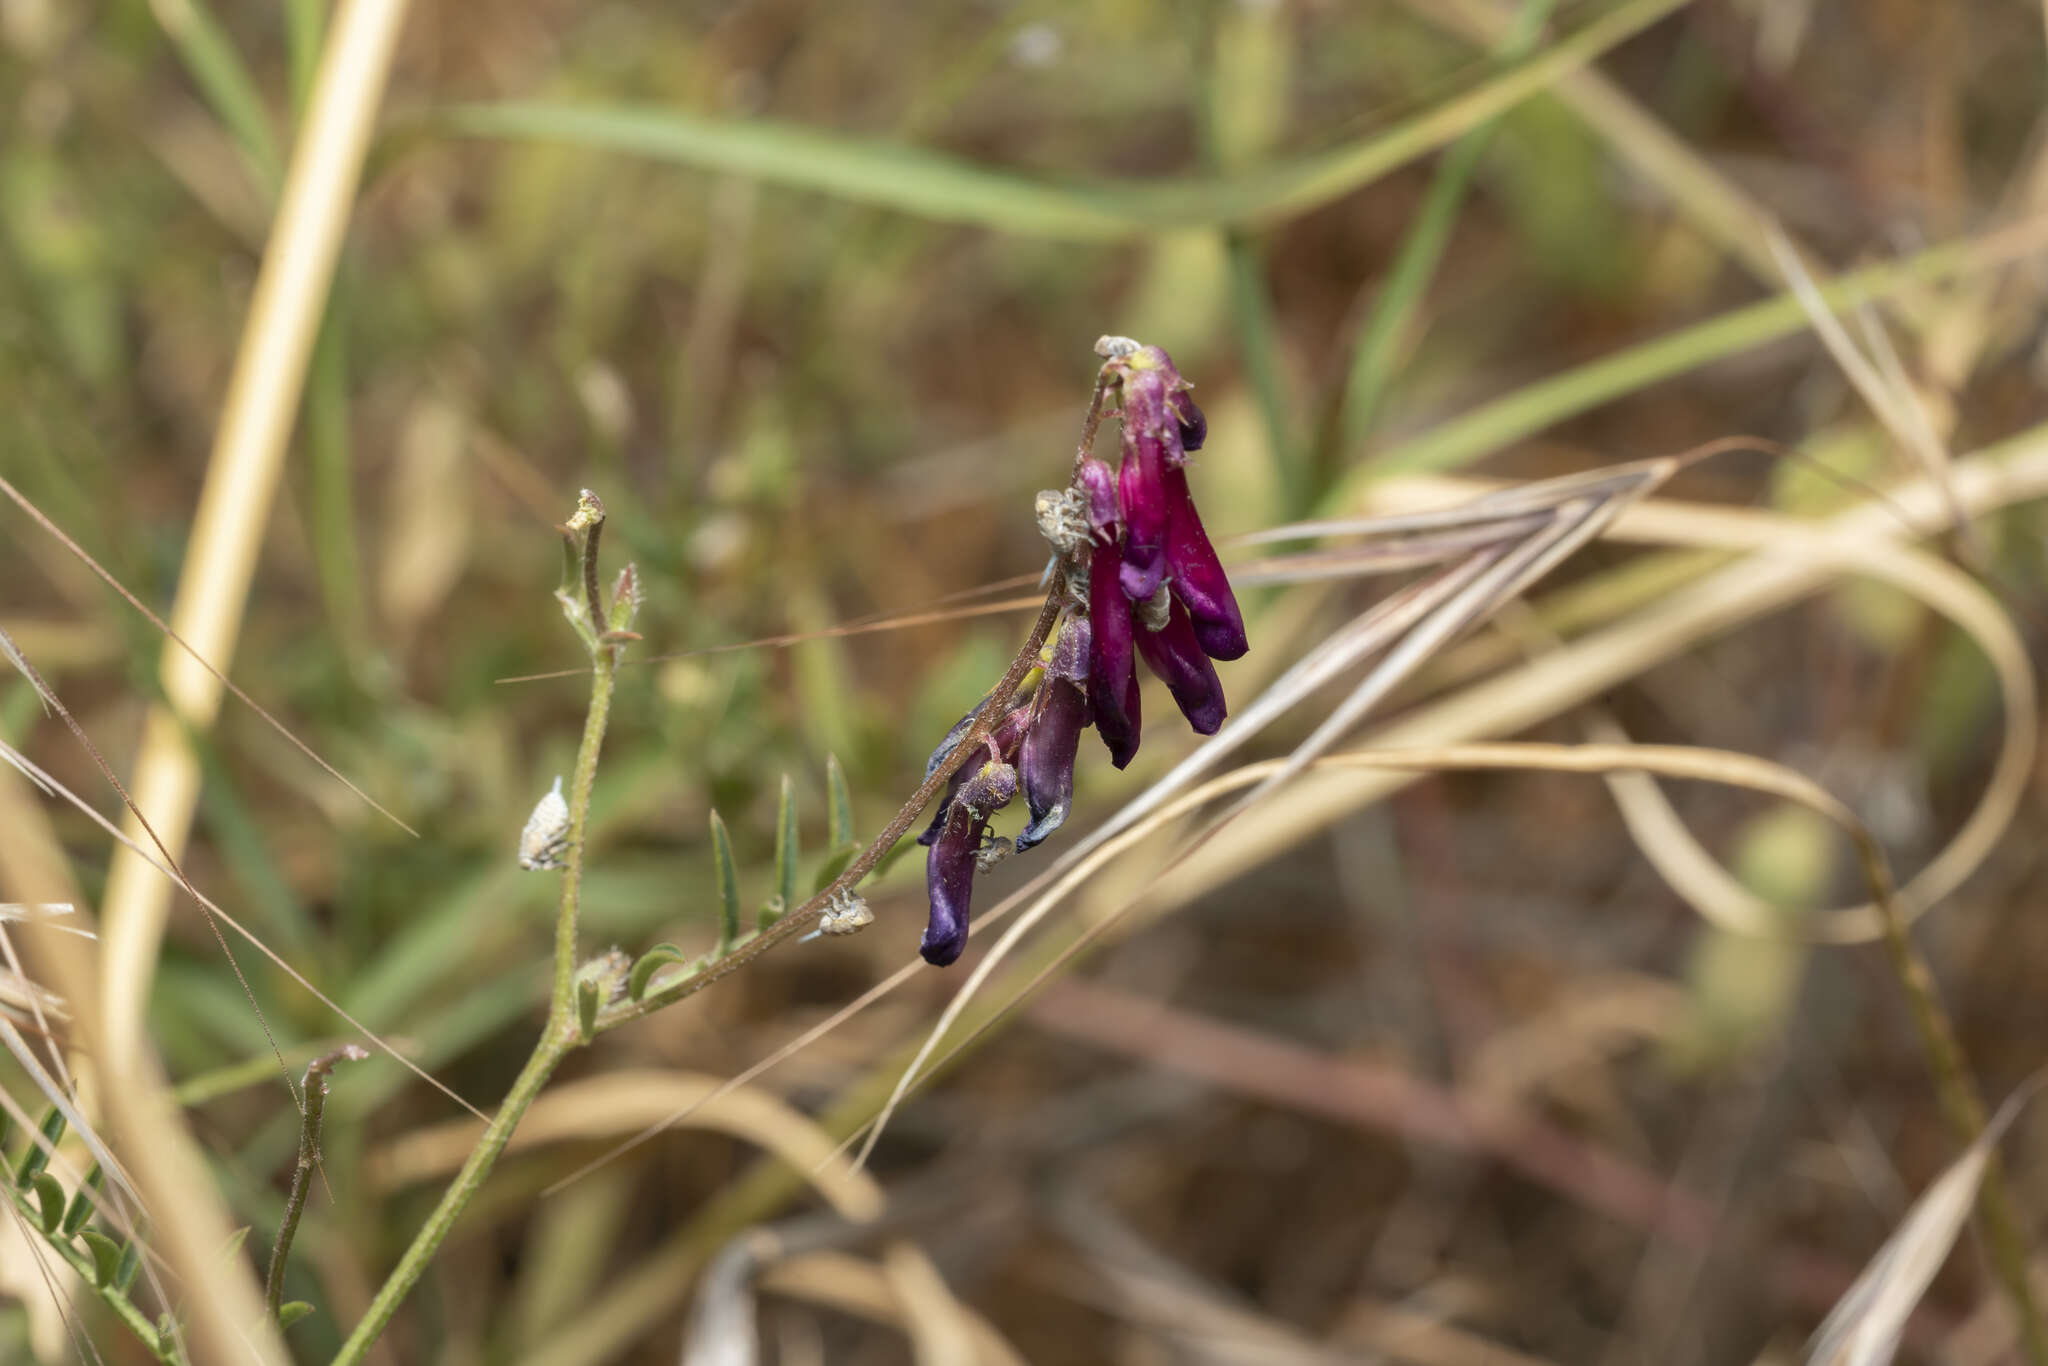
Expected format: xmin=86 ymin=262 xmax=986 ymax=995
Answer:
xmin=915 ymin=338 xmax=1247 ymax=966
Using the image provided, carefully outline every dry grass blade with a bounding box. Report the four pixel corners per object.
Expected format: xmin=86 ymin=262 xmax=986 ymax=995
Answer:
xmin=0 ymin=717 xmax=487 ymax=1121
xmin=1556 ymin=502 xmax=2033 ymax=941
xmin=856 ymin=456 xmax=1681 ymax=1170
xmin=364 ymin=1071 xmax=992 ymax=1366
xmin=0 ymin=623 xmax=301 ymax=1112
xmin=1809 ymin=1078 xmax=2048 ymax=1366
xmin=852 ymin=734 xmax=1879 ymax=1176
xmin=1764 ymin=229 xmax=1971 ymax=540
xmin=758 ymin=1252 xmax=1028 ymax=1366
xmin=0 ymin=474 xmax=420 ymax=837
xmin=1048 ymin=1186 xmax=1368 ymax=1365
xmin=1159 ymin=425 xmax=2048 ymax=940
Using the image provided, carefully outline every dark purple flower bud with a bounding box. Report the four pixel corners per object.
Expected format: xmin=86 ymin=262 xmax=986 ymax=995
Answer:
xmin=918 ymin=704 xmax=1031 ymax=846
xmin=1087 ymin=536 xmax=1143 ymax=769
xmin=1076 ymin=457 xmax=1120 ymax=538
xmin=920 ymin=759 xmax=1017 ymax=967
xmin=1163 ymin=466 xmax=1247 ymax=661
xmin=1017 ymin=616 xmax=1092 ymax=851
xmin=1169 ymin=388 xmax=1206 ymax=452
xmin=1135 ymin=596 xmax=1226 ymax=735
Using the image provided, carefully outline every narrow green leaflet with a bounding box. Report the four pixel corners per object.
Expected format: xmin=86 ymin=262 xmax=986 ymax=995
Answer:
xmin=15 ymin=1107 xmax=66 ymax=1183
xmin=61 ymin=1165 xmax=103 ymax=1236
xmin=629 ymin=943 xmax=690 ymax=1001
xmin=30 ymin=1172 xmax=64 ymax=1234
xmin=711 ymin=810 xmax=740 ymax=953
xmin=825 ymin=753 xmax=854 ymax=849
xmin=79 ymin=1229 xmax=121 ymax=1287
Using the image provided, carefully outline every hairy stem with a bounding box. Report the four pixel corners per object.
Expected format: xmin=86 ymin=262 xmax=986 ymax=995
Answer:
xmin=333 ymin=547 xmax=619 ymax=1365
xmin=266 ymin=1045 xmax=365 ymax=1316
xmin=329 ymin=1030 xmax=572 ymax=1364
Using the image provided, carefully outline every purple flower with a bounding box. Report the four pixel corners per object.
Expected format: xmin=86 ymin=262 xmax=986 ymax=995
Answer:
xmin=1087 ymin=532 xmax=1143 ymax=769
xmin=1134 ymin=596 xmax=1226 ymax=735
xmin=1018 ymin=616 xmax=1091 ymax=851
xmin=921 ymin=757 xmax=1017 ymax=967
xmin=915 ymin=337 xmax=1247 ymax=967
xmin=1163 ymin=467 xmax=1246 ymax=661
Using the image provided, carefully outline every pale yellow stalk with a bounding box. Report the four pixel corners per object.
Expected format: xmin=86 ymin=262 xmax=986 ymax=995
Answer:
xmin=98 ymin=0 xmax=410 ymax=1071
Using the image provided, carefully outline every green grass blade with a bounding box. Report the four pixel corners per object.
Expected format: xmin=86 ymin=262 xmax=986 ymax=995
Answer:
xmin=151 ymin=0 xmax=282 ymax=189
xmin=1225 ymin=234 xmax=1299 ymax=510
xmin=1334 ymin=0 xmax=1560 ymax=466
xmin=282 ymin=0 xmax=326 ymax=115
xmin=438 ymin=0 xmax=1689 ymax=241
xmin=1337 ymin=228 xmax=2002 ymax=498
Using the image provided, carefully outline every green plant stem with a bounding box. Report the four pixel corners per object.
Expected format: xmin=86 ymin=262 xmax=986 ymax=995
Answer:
xmin=265 ymin=1046 xmax=363 ymax=1317
xmin=554 ymin=644 xmax=615 ymax=1015
xmin=332 ymin=598 xmax=619 ymax=1366
xmin=1334 ymin=0 xmax=1556 ymax=467
xmin=1866 ymin=871 xmax=2048 ymax=1364
xmin=330 ymin=1028 xmax=573 ymax=1365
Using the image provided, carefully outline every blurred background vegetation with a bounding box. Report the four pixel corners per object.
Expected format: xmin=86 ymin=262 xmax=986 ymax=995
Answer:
xmin=7 ymin=0 xmax=2048 ymax=1361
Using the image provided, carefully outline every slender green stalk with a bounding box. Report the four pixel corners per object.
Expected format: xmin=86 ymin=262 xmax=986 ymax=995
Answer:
xmin=332 ymin=510 xmax=621 ymax=1366
xmin=265 ymin=1045 xmax=365 ymax=1316
xmin=1866 ymin=875 xmax=2048 ymax=1364
xmin=1224 ymin=235 xmax=1300 ymax=511
xmin=330 ymin=1029 xmax=573 ymax=1365
xmin=1841 ymin=832 xmax=2048 ymax=1363
xmin=553 ymin=643 xmax=615 ymax=1016
xmin=1335 ymin=0 xmax=1558 ymax=463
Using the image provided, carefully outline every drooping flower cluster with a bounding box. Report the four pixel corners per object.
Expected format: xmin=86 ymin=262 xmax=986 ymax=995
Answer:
xmin=917 ymin=339 xmax=1247 ymax=967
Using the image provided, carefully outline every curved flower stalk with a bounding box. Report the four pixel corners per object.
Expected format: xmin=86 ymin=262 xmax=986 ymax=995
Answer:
xmin=916 ymin=338 xmax=1246 ymax=965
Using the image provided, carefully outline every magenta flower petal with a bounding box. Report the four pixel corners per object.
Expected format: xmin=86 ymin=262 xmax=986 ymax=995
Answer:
xmin=1163 ymin=467 xmax=1247 ymax=661
xmin=1088 ymin=537 xmax=1143 ymax=769
xmin=1135 ymin=596 xmax=1226 ymax=735
xmin=1117 ymin=425 xmax=1170 ymax=603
